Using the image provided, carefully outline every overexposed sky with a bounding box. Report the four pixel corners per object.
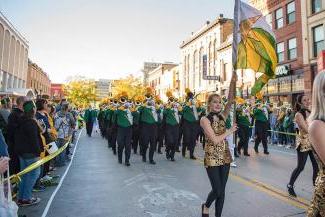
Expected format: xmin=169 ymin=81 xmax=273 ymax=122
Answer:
xmin=0 ymin=0 xmax=236 ymax=83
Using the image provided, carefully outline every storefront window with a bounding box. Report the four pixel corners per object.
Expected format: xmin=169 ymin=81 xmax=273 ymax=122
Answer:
xmin=292 ymin=76 xmax=304 ymax=92
xmin=267 ymin=80 xmax=278 ymax=94
xmin=279 ymin=77 xmax=291 ymax=93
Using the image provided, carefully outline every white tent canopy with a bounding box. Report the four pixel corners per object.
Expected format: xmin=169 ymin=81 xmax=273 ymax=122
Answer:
xmin=0 ymin=88 xmax=35 ymax=99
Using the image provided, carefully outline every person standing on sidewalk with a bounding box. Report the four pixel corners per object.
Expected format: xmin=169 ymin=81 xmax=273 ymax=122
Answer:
xmin=54 ymin=102 xmax=75 ymax=167
xmin=115 ymin=92 xmax=133 ymax=166
xmin=7 ymin=96 xmax=26 ymax=174
xmin=139 ymin=87 xmax=158 ymax=165
xmin=14 ymin=100 xmax=42 ymax=206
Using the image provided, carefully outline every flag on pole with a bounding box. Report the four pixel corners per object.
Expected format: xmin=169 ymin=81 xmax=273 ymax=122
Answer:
xmin=232 ymin=0 xmax=278 ymax=96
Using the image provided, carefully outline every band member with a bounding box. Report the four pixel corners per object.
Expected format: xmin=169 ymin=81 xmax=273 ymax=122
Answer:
xmin=236 ymin=102 xmax=251 ymax=156
xmin=156 ymin=97 xmax=165 ymax=154
xmin=84 ymin=105 xmax=95 ymax=137
xmin=182 ymin=88 xmax=203 ymax=159
xmin=164 ymin=91 xmax=181 ymax=161
xmin=109 ymin=97 xmax=119 ymax=154
xmin=115 ymin=92 xmax=133 ymax=166
xmin=97 ymin=104 xmax=106 ymax=138
xmin=139 ymin=87 xmax=159 ymax=164
xmin=131 ymin=95 xmax=143 ymax=154
xmin=287 ymin=94 xmax=319 ymax=197
xmin=253 ymin=95 xmax=270 ymax=155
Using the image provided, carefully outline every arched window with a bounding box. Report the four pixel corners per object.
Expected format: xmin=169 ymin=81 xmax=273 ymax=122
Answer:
xmin=3 ymin=30 xmax=10 ymax=72
xmin=199 ymin=47 xmax=204 ymax=87
xmin=9 ymin=35 xmax=16 ymax=74
xmin=193 ymin=50 xmax=197 ymax=89
xmin=0 ymin=24 xmax=4 ymax=68
xmin=15 ymin=40 xmax=20 ymax=77
xmin=213 ymin=39 xmax=217 ymax=76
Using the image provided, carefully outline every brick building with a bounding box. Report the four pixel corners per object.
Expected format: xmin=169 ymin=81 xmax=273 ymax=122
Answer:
xmin=250 ymin=0 xmax=305 ymax=106
xmin=27 ymin=60 xmax=51 ymax=97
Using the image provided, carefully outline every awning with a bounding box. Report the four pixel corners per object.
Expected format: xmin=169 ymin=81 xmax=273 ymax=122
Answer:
xmin=0 ymin=88 xmax=35 ymax=98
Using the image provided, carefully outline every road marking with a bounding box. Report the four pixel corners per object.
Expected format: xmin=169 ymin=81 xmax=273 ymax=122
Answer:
xmin=41 ymin=129 xmax=83 ymax=217
xmin=190 ymin=156 xmax=310 ymax=211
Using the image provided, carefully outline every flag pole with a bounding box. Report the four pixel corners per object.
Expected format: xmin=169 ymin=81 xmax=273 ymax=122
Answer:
xmin=231 ymin=0 xmax=240 ymax=146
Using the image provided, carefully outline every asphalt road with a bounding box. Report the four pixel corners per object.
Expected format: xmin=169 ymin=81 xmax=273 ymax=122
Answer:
xmin=19 ymin=129 xmax=315 ymax=217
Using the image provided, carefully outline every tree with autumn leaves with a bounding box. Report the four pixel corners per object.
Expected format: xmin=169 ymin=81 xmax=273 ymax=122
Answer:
xmin=111 ymin=75 xmax=145 ymax=99
xmin=63 ymin=79 xmax=96 ymax=108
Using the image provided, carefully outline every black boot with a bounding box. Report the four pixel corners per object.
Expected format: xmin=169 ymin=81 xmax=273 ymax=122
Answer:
xmin=287 ymin=184 xmax=297 ymax=197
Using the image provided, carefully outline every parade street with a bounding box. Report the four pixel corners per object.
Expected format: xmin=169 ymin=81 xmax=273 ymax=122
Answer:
xmin=19 ymin=129 xmax=313 ymax=217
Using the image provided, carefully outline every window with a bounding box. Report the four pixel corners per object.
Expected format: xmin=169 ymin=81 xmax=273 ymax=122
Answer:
xmin=312 ymin=0 xmax=322 ymax=14
xmin=223 ymin=63 xmax=228 ymax=82
xmin=287 ymin=1 xmax=296 ymax=24
xmin=288 ymin=38 xmax=297 ymax=60
xmin=275 ymin=8 xmax=284 ymax=29
xmin=313 ymin=25 xmax=325 ymax=57
xmin=277 ymin=42 xmax=285 ymax=62
xmin=265 ymin=13 xmax=272 ymax=27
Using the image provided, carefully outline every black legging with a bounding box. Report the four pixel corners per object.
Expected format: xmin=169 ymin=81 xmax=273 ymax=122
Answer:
xmin=205 ymin=164 xmax=230 ymax=217
xmin=238 ymin=125 xmax=250 ymax=154
xmin=254 ymin=120 xmax=268 ymax=152
xmin=289 ymin=149 xmax=319 ymax=186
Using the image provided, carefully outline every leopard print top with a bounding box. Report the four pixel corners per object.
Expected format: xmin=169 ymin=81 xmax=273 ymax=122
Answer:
xmin=307 ymin=150 xmax=325 ymax=217
xmin=296 ymin=131 xmax=312 ymax=152
xmin=204 ymin=114 xmax=232 ymax=167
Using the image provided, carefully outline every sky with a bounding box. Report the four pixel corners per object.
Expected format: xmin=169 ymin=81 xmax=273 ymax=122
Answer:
xmin=0 ymin=0 xmax=236 ymax=83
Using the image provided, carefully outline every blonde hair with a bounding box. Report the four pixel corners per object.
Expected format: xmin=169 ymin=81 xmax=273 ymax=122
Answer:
xmin=207 ymin=93 xmax=221 ymax=113
xmin=309 ymin=72 xmax=325 ymax=122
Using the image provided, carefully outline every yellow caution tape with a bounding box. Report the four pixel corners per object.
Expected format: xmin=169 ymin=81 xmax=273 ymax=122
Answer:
xmin=247 ymin=126 xmax=297 ymax=136
xmin=267 ymin=130 xmax=297 ymax=136
xmin=9 ymin=139 xmax=71 ymax=183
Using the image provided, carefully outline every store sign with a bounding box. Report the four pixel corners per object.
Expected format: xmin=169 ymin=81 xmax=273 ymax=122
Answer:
xmin=202 ymin=55 xmax=219 ymax=80
xmin=317 ymin=50 xmax=325 ymax=72
xmin=275 ymin=65 xmax=290 ymax=76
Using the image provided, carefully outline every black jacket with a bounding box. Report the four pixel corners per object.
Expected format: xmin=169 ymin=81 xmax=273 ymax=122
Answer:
xmin=14 ymin=116 xmax=43 ymax=157
xmin=7 ymin=108 xmax=24 ymax=149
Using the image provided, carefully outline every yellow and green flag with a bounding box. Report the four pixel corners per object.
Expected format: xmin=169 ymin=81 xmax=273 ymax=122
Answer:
xmin=232 ymin=0 xmax=278 ymax=96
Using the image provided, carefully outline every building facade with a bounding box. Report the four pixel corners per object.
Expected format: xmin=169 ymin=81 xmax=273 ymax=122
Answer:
xmin=0 ymin=12 xmax=29 ymax=93
xmin=250 ymin=0 xmax=306 ymax=106
xmin=179 ymin=15 xmax=234 ymax=102
xmin=95 ymin=79 xmax=113 ymax=100
xmin=147 ymin=63 xmax=179 ymax=101
xmin=142 ymin=62 xmax=162 ymax=86
xmin=27 ymin=60 xmax=51 ymax=96
xmin=301 ymin=0 xmax=325 ymax=92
